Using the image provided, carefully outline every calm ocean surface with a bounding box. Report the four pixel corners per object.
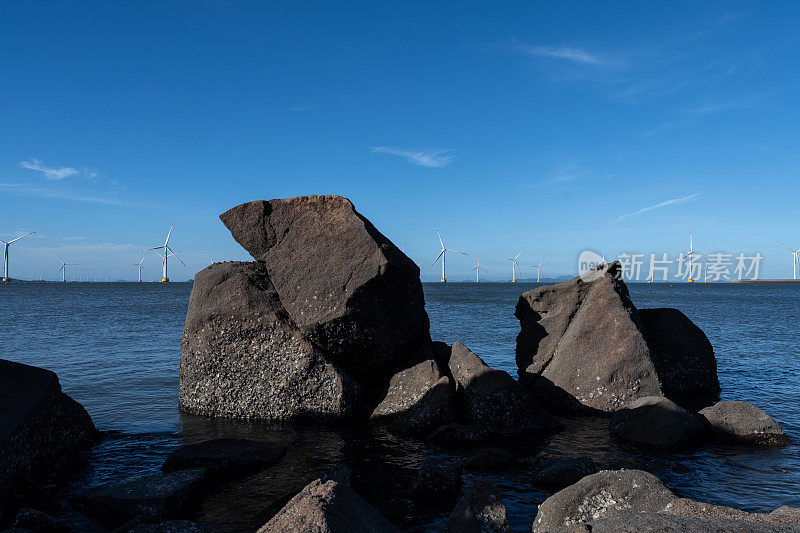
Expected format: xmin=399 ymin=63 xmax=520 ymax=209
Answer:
xmin=2 ymin=281 xmax=799 ymax=531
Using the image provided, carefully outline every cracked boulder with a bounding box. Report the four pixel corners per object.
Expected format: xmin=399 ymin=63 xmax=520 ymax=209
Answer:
xmin=515 ymin=262 xmax=719 ymax=414
xmin=219 ymin=195 xmax=427 ymax=377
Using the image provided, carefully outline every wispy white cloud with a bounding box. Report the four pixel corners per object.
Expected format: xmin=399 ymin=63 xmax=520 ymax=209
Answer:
xmin=0 ymin=182 xmax=142 ymax=207
xmin=613 ymin=193 xmax=700 ymax=223
xmin=288 ymin=105 xmax=312 ymax=112
xmin=371 ymin=146 xmax=454 ymax=168
xmin=20 ymin=159 xmax=78 ymax=180
xmin=520 ymin=45 xmax=604 ymax=66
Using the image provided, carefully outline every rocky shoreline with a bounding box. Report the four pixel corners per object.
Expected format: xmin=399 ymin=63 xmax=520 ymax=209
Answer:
xmin=1 ymin=194 xmax=796 ymax=532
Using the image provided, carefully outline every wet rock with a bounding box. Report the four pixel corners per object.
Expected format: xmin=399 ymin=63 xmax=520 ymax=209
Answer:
xmin=425 ymin=424 xmax=494 ymax=446
xmin=531 ymin=469 xmax=676 ymax=533
xmin=444 ymin=480 xmax=510 ymax=533
xmin=463 ymin=448 xmax=518 ymax=471
xmin=0 ymin=359 xmax=98 ymax=518
xmin=257 ymin=476 xmax=397 ymax=532
xmin=610 ymin=396 xmax=706 ymax=449
xmin=179 ymin=262 xmax=362 ymax=421
xmin=413 ymin=458 xmax=462 ymax=500
xmin=515 ymin=263 xmax=719 ymax=414
xmin=12 ymin=509 xmax=68 ymax=532
xmin=73 ymin=468 xmax=207 ymax=524
xmin=370 ymin=351 xmax=456 ymax=435
xmin=664 ymin=498 xmax=800 ymax=526
xmin=530 ymin=457 xmax=597 ymax=490
xmin=162 ymin=438 xmax=285 ymax=475
xmin=698 ymin=401 xmax=790 ymax=446
xmin=128 ymin=521 xmax=214 ymax=532
xmin=219 ymin=195 xmax=427 ymax=377
xmin=638 ymin=308 xmax=720 ymax=397
xmin=447 ymin=343 xmax=561 ymax=435
xmin=587 ymin=513 xmax=799 ymax=533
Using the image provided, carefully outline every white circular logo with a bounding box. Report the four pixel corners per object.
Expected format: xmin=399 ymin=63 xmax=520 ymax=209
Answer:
xmin=577 ymin=250 xmax=605 ymax=282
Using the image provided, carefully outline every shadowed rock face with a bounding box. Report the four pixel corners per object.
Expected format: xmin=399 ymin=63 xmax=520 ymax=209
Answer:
xmin=699 ymin=401 xmax=790 ymax=446
xmin=610 ymin=396 xmax=706 ymax=450
xmin=444 ymin=480 xmax=510 ymax=533
xmin=180 ymin=262 xmax=362 ymax=420
xmin=0 ymin=359 xmax=97 ymax=519
xmin=219 ymin=195 xmax=427 ymax=376
xmin=515 ymin=262 xmax=719 ymax=414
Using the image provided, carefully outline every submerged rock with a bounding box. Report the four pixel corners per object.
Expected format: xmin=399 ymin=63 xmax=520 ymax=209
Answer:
xmin=425 ymin=423 xmax=494 ymax=446
xmin=219 ymin=195 xmax=427 ymax=377
xmin=162 ymin=438 xmax=285 ymax=475
xmin=699 ymin=401 xmax=790 ymax=446
xmin=128 ymin=521 xmax=215 ymax=533
xmin=370 ymin=348 xmax=456 ymax=435
xmin=447 ymin=342 xmax=561 ymax=435
xmin=12 ymin=508 xmax=69 ymax=532
xmin=180 ymin=261 xmax=362 ymax=421
xmin=73 ymin=468 xmax=207 ymax=524
xmin=463 ymin=448 xmax=518 ymax=471
xmin=530 ymin=457 xmax=597 ymax=490
xmin=0 ymin=359 xmax=97 ymax=518
xmin=610 ymin=396 xmax=706 ymax=450
xmin=444 ymin=480 xmax=510 ymax=533
xmin=515 ymin=262 xmax=719 ymax=414
xmin=531 ymin=469 xmax=676 ymax=533
xmin=257 ymin=476 xmax=397 ymax=533
xmin=413 ymin=458 xmax=462 ymax=500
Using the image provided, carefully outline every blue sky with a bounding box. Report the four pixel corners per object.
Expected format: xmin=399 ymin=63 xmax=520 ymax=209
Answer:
xmin=1 ymin=1 xmax=799 ymax=281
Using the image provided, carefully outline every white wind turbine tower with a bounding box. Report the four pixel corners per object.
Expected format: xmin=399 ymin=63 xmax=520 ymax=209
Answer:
xmin=536 ymin=259 xmax=543 ymax=283
xmin=432 ymin=226 xmax=466 ymax=283
xmin=131 ymin=257 xmax=147 ymax=282
xmin=473 ymin=256 xmax=487 ymax=283
xmin=56 ymin=255 xmax=78 ymax=283
xmin=686 ymin=230 xmax=696 ymax=283
xmin=141 ymin=222 xmax=185 ymax=282
xmin=778 ymin=242 xmax=800 ymax=280
xmin=1 ymin=231 xmax=35 ymax=282
xmin=501 ymin=248 xmax=524 ymax=283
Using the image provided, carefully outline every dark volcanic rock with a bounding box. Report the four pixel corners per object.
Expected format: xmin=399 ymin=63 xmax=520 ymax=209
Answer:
xmin=515 ymin=262 xmax=719 ymax=414
xmin=463 ymin=448 xmax=518 ymax=471
xmin=219 ymin=195 xmax=427 ymax=376
xmin=12 ymin=508 xmax=69 ymax=532
xmin=530 ymin=457 xmax=597 ymax=490
xmin=610 ymin=396 xmax=706 ymax=450
xmin=699 ymin=401 xmax=790 ymax=446
xmin=162 ymin=438 xmax=285 ymax=475
xmin=180 ymin=261 xmax=361 ymax=420
xmin=73 ymin=468 xmax=207 ymax=524
xmin=447 ymin=342 xmax=561 ymax=434
xmin=444 ymin=480 xmax=510 ymax=533
xmin=413 ymin=458 xmax=462 ymax=500
xmin=257 ymin=477 xmax=398 ymax=533
xmin=639 ymin=308 xmax=720 ymax=397
xmin=664 ymin=498 xmax=800 ymax=526
xmin=0 ymin=359 xmax=97 ymax=518
xmin=587 ymin=513 xmax=799 ymax=533
xmin=370 ymin=348 xmax=456 ymax=435
xmin=531 ymin=469 xmax=676 ymax=533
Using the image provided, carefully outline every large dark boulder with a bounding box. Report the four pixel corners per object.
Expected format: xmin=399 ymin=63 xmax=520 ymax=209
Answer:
xmin=162 ymin=438 xmax=285 ymax=475
xmin=639 ymin=308 xmax=720 ymax=397
xmin=698 ymin=401 xmax=790 ymax=446
xmin=531 ymin=469 xmax=676 ymax=532
xmin=370 ymin=345 xmax=456 ymax=435
xmin=444 ymin=480 xmax=510 ymax=533
xmin=515 ymin=262 xmax=719 ymax=414
xmin=610 ymin=396 xmax=706 ymax=450
xmin=257 ymin=476 xmax=398 ymax=532
xmin=664 ymin=498 xmax=800 ymax=526
xmin=73 ymin=468 xmax=208 ymax=524
xmin=447 ymin=342 xmax=561 ymax=435
xmin=219 ymin=195 xmax=427 ymax=376
xmin=180 ymin=262 xmax=362 ymax=420
xmin=0 ymin=360 xmax=97 ymax=518
xmin=586 ymin=513 xmax=799 ymax=533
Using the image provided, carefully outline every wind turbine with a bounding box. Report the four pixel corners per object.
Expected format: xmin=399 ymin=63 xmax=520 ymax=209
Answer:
xmin=535 ymin=259 xmax=543 ymax=283
xmin=141 ymin=222 xmax=185 ymax=282
xmin=1 ymin=232 xmax=35 ymax=282
xmin=778 ymin=242 xmax=800 ymax=280
xmin=130 ymin=257 xmax=147 ymax=282
xmin=686 ymin=230 xmax=696 ymax=283
xmin=432 ymin=226 xmax=466 ymax=283
xmin=56 ymin=255 xmax=78 ymax=283
xmin=501 ymin=248 xmax=524 ymax=283
xmin=473 ymin=256 xmax=487 ymax=283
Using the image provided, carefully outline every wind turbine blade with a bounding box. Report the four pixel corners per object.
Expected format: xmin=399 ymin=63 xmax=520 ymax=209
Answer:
xmin=515 ymin=248 xmax=524 ymax=260
xmin=139 ymin=246 xmax=165 ymax=253
xmin=8 ymin=232 xmax=35 ymax=244
xmin=435 ymin=226 xmax=444 ymax=249
xmin=447 ymin=249 xmax=467 ymax=255
xmin=165 ymin=221 xmax=174 ymax=246
xmin=167 ymin=246 xmax=186 ymax=266
xmin=431 ymin=250 xmax=444 ymax=266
